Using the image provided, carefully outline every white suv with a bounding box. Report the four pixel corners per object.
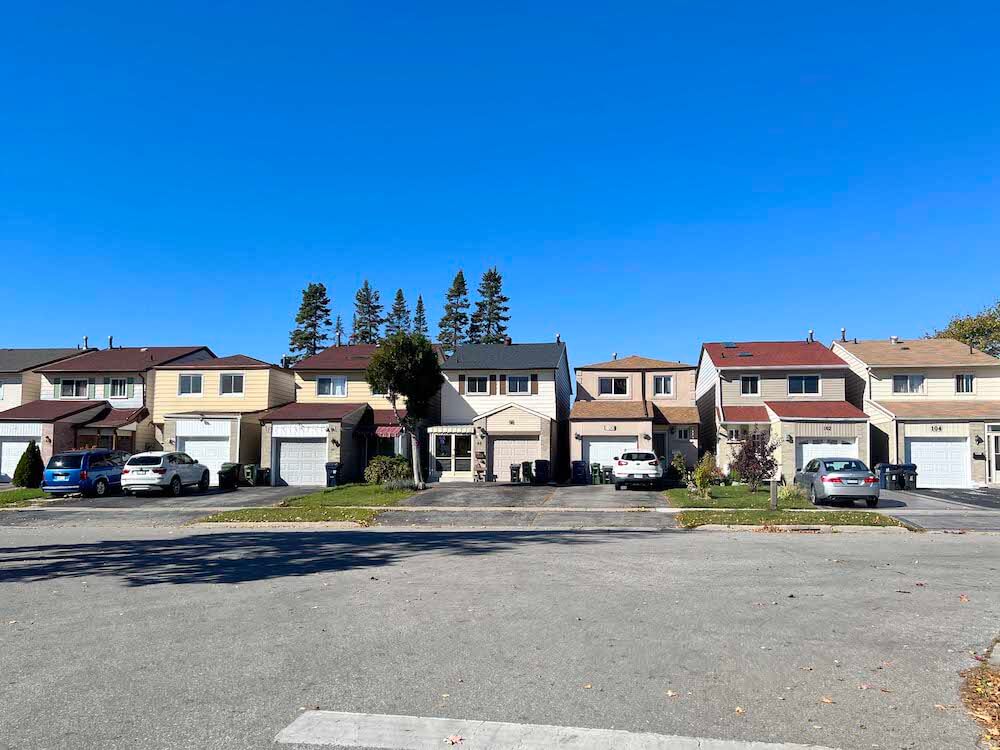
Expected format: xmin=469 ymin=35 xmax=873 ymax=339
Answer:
xmin=122 ymin=451 xmax=211 ymax=496
xmin=612 ymin=451 xmax=663 ymax=490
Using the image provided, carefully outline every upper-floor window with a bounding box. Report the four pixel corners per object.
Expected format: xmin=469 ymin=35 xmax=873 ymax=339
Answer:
xmin=220 ymin=373 xmax=245 ymax=396
xmin=466 ymin=376 xmax=489 ymax=394
xmin=788 ymin=374 xmax=820 ymax=395
xmin=956 ymin=373 xmax=975 ymax=394
xmin=317 ymin=376 xmax=347 ymax=397
xmin=109 ymin=378 xmax=128 ymax=399
xmin=653 ymin=375 xmax=673 ymax=396
xmin=507 ymin=375 xmax=530 ymax=394
xmin=892 ymin=374 xmax=924 ymax=394
xmin=60 ymin=378 xmax=88 ymax=398
xmin=740 ymin=376 xmax=759 ymax=396
xmin=178 ymin=374 xmax=203 ymax=396
xmin=598 ymin=377 xmax=628 ymax=396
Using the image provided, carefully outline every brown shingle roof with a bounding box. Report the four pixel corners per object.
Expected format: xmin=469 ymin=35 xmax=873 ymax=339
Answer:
xmin=84 ymin=407 xmax=149 ymax=429
xmin=765 ymin=401 xmax=868 ymax=420
xmin=37 ymin=347 xmax=212 ymax=373
xmin=648 ymin=404 xmax=700 ymax=425
xmin=258 ymin=402 xmax=367 ymax=422
xmin=570 ymin=401 xmax=649 ymax=420
xmin=292 ymin=345 xmax=378 ymax=370
xmin=161 ymin=354 xmax=275 ymax=370
xmin=836 ymin=338 xmax=1000 ymax=367
xmin=704 ymin=341 xmax=847 ymax=368
xmin=872 ymin=400 xmax=1000 ymax=420
xmin=577 ymin=355 xmax=695 ymax=371
xmin=0 ymin=399 xmax=106 ymax=422
xmin=372 ymin=409 xmax=406 ymax=425
xmin=720 ymin=405 xmax=770 ymax=423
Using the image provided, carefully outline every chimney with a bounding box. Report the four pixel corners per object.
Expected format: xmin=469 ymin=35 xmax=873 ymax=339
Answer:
xmin=840 ymin=327 xmax=846 ymax=342
xmin=555 ymin=332 xmax=561 ymax=344
xmin=889 ymin=335 xmax=899 ymax=345
xmin=807 ymin=329 xmax=814 ymax=343
xmin=504 ymin=336 xmax=512 ymax=346
xmin=83 ymin=335 xmax=89 ymax=349
xmin=108 ymin=335 xmax=114 ymax=349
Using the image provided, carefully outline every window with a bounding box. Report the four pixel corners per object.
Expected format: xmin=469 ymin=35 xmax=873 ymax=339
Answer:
xmin=653 ymin=375 xmax=673 ymax=396
xmin=434 ymin=434 xmax=472 ymax=472
xmin=728 ymin=426 xmax=749 ymax=441
xmin=788 ymin=374 xmax=820 ymax=395
xmin=740 ymin=376 xmax=759 ymax=396
xmin=804 ymin=459 xmax=820 ymax=473
xmin=622 ymin=452 xmax=656 ymax=462
xmin=317 ymin=376 xmax=347 ymax=397
xmin=60 ymin=379 xmax=88 ymax=397
xmin=823 ymin=459 xmax=868 ymax=473
xmin=892 ymin=374 xmax=925 ymax=394
xmin=675 ymin=428 xmax=690 ymax=440
xmin=956 ymin=374 xmax=975 ymax=394
xmin=507 ymin=375 xmax=530 ymax=394
xmin=109 ymin=378 xmax=128 ymax=398
xmin=466 ymin=376 xmax=489 ymax=394
xmin=454 ymin=435 xmax=472 ymax=471
xmin=178 ymin=374 xmax=203 ymax=395
xmin=220 ymin=373 xmax=245 ymax=395
xmin=434 ymin=435 xmax=452 ymax=472
xmin=598 ymin=377 xmax=628 ymax=396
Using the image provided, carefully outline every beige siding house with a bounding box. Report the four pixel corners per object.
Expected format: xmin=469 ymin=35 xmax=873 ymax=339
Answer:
xmin=696 ymin=336 xmax=870 ymax=481
xmin=569 ymin=355 xmax=700 ymax=475
xmin=832 ymin=336 xmax=1000 ymax=488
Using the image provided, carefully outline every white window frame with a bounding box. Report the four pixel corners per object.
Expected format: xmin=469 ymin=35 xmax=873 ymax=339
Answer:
xmin=956 ymin=373 xmax=975 ymax=395
xmin=675 ymin=427 xmax=690 ymax=440
xmin=892 ymin=373 xmax=925 ymax=395
xmin=653 ymin=375 xmax=673 ymax=396
xmin=727 ymin=425 xmax=749 ymax=441
xmin=598 ymin=376 xmax=628 ymax=397
xmin=466 ymin=376 xmax=489 ymax=395
xmin=787 ymin=373 xmax=821 ymax=396
xmin=317 ymin=376 xmax=347 ymax=398
xmin=109 ymin=378 xmax=128 ymax=399
xmin=507 ymin=375 xmax=530 ymax=395
xmin=60 ymin=378 xmax=89 ymax=398
xmin=219 ymin=372 xmax=245 ymax=397
xmin=740 ymin=375 xmax=759 ymax=397
xmin=178 ymin=373 xmax=203 ymax=397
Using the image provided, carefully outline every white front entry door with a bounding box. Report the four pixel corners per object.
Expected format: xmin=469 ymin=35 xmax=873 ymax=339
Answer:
xmin=177 ymin=436 xmax=231 ymax=486
xmin=905 ymin=437 xmax=971 ymax=489
xmin=275 ymin=438 xmax=327 ymax=486
xmin=583 ymin=437 xmax=639 ymax=469
xmin=795 ymin=439 xmax=858 ymax=470
xmin=490 ymin=437 xmax=541 ymax=480
xmin=0 ymin=439 xmax=35 ymax=482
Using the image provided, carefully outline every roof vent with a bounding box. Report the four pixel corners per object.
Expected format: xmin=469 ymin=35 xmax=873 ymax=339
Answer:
xmin=555 ymin=332 xmax=561 ymax=343
xmin=83 ymin=336 xmax=89 ymax=349
xmin=140 ymin=347 xmax=148 ymax=352
xmin=889 ymin=335 xmax=899 ymax=345
xmin=737 ymin=352 xmax=753 ymax=358
xmin=840 ymin=327 xmax=846 ymax=342
xmin=108 ymin=335 xmax=114 ymax=349
xmin=612 ymin=352 xmax=617 ymax=360
xmin=807 ymin=329 xmax=814 ymax=343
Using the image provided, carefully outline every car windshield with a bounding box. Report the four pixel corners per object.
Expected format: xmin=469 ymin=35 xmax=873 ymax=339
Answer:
xmin=824 ymin=460 xmax=868 ymax=473
xmin=47 ymin=455 xmax=83 ymax=470
xmin=127 ymin=456 xmax=164 ymax=467
xmin=622 ymin=452 xmax=656 ymax=461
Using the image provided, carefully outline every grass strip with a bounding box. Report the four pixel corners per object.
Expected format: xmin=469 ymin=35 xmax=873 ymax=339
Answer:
xmin=665 ymin=484 xmax=812 ymax=510
xmin=0 ymin=488 xmax=49 ymax=507
xmin=676 ymin=509 xmax=905 ymax=529
xmin=200 ymin=507 xmax=379 ymax=525
xmin=280 ymin=483 xmax=414 ymax=508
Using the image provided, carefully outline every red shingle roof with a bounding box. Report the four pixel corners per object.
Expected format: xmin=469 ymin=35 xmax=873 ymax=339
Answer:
xmin=765 ymin=401 xmax=868 ymax=419
xmin=720 ymin=405 xmax=770 ymax=423
xmin=292 ymin=345 xmax=379 ymax=370
xmin=258 ymin=402 xmax=367 ymax=422
xmin=704 ymin=341 xmax=847 ymax=368
xmin=37 ymin=347 xmax=212 ymax=373
xmin=0 ymin=400 xmax=107 ymax=422
xmin=161 ymin=354 xmax=275 ymax=370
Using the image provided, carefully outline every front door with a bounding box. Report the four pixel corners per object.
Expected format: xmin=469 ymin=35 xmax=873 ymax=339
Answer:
xmin=991 ymin=430 xmax=1000 ymax=484
xmin=653 ymin=433 xmax=668 ymax=462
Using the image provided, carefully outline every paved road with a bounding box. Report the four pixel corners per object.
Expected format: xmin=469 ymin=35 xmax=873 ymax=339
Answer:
xmin=1 ymin=524 xmax=997 ymax=749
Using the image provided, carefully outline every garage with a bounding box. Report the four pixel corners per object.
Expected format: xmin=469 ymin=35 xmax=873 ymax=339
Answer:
xmin=795 ymin=439 xmax=858 ymax=470
xmin=1 ymin=437 xmax=38 ymax=482
xmin=583 ymin=436 xmax=639 ymax=469
xmin=905 ymin=437 xmax=971 ymax=489
xmin=275 ymin=438 xmax=327 ymax=486
xmin=490 ymin=437 xmax=540 ymax=480
xmin=176 ymin=436 xmax=230 ymax=486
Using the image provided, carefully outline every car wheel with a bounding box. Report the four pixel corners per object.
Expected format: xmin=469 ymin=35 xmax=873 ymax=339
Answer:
xmin=198 ymin=471 xmax=210 ymax=492
xmin=614 ymin=482 xmax=622 ymax=491
xmin=168 ymin=476 xmax=182 ymax=497
xmin=93 ymin=479 xmax=108 ymax=498
xmin=809 ymin=485 xmax=820 ymax=506
xmin=866 ymin=497 xmax=879 ymax=508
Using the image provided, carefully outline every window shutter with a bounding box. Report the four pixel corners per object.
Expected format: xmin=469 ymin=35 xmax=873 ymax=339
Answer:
xmin=53 ymin=378 xmax=61 ymax=399
xmin=103 ymin=377 xmax=110 ymax=398
xmin=88 ymin=378 xmax=96 ymax=399
xmin=489 ymin=374 xmax=497 ymax=395
xmin=530 ymin=373 xmax=538 ymax=395
xmin=499 ymin=374 xmax=507 ymax=395
xmin=458 ymin=375 xmax=466 ymax=394
xmin=127 ymin=377 xmax=135 ymax=398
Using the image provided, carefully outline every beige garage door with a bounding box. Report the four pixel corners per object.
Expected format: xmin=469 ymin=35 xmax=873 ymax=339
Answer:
xmin=490 ymin=437 xmax=540 ymax=481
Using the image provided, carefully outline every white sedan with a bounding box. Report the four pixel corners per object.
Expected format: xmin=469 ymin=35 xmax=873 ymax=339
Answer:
xmin=122 ymin=451 xmax=211 ymax=496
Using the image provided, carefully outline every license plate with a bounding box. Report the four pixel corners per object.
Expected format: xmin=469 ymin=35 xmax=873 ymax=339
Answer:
xmin=845 ymin=479 xmax=859 ymax=485
xmin=133 ymin=470 xmax=147 ymax=475
xmin=629 ymin=474 xmax=640 ymax=478
xmin=54 ymin=475 xmax=68 ymax=482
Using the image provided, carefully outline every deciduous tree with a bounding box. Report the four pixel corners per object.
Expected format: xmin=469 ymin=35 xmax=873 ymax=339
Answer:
xmin=731 ymin=431 xmax=780 ymax=493
xmin=931 ymin=299 xmax=1000 ymax=357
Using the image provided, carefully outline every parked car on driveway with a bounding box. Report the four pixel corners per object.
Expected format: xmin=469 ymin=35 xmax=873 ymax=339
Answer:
xmin=42 ymin=449 xmax=130 ymax=497
xmin=794 ymin=457 xmax=880 ymax=507
xmin=613 ymin=451 xmax=663 ymax=490
xmin=121 ymin=451 xmax=210 ymax=497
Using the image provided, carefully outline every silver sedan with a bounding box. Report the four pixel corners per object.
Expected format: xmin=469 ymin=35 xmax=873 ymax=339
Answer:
xmin=793 ymin=457 xmax=880 ymax=507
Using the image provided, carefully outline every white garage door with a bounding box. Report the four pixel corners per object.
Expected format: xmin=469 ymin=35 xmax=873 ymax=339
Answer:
xmin=795 ymin=439 xmax=858 ymax=470
xmin=177 ymin=436 xmax=230 ymax=486
xmin=490 ymin=437 xmax=541 ymax=480
xmin=276 ymin=438 xmax=327 ymax=486
xmin=0 ymin=439 xmax=36 ymax=482
xmin=583 ymin=437 xmax=639 ymax=469
xmin=905 ymin=437 xmax=971 ymax=489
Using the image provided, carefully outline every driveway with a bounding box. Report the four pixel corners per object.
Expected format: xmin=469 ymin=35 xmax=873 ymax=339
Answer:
xmin=878 ymin=487 xmax=1000 ymax=531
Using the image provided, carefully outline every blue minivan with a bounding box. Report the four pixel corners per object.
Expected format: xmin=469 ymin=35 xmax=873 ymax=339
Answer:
xmin=42 ymin=450 xmax=130 ymax=497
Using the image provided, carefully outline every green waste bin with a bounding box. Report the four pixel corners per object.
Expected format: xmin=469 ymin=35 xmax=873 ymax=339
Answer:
xmin=590 ymin=463 xmax=602 ymax=484
xmin=218 ymin=463 xmax=240 ymax=490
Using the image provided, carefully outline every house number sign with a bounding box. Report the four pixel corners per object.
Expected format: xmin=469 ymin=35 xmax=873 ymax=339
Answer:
xmin=931 ymin=425 xmax=943 ymax=432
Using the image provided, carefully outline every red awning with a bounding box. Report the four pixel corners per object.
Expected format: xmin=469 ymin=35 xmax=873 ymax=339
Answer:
xmin=374 ymin=425 xmax=402 ymax=438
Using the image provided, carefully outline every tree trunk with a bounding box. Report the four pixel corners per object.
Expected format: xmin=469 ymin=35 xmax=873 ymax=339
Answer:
xmin=409 ymin=429 xmax=424 ymax=490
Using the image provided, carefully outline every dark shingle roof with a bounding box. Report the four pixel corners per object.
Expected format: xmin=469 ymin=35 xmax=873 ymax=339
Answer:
xmin=161 ymin=354 xmax=275 ymax=370
xmin=258 ymin=402 xmax=368 ymax=422
xmin=0 ymin=348 xmax=90 ymax=373
xmin=442 ymin=342 xmax=566 ymax=371
xmin=0 ymin=400 xmax=107 ymax=421
xmin=37 ymin=347 xmax=213 ymax=373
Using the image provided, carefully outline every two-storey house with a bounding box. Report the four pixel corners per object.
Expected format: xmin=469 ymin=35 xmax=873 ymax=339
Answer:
xmin=431 ymin=339 xmax=572 ymax=482
xmin=696 ymin=336 xmax=870 ymax=481
xmin=0 ymin=341 xmax=214 ymax=466
xmin=568 ymin=355 xmax=699 ymax=472
xmin=0 ymin=346 xmax=92 ymax=480
xmin=832 ymin=335 xmax=1000 ymax=488
xmin=152 ymin=355 xmax=295 ymax=484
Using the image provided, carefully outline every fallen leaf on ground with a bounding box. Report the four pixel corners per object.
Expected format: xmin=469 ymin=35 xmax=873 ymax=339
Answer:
xmin=880 ymin=688 xmax=893 ymax=694
xmin=915 ymin=582 xmax=926 ymax=587
xmin=583 ymin=684 xmax=592 ymax=689
xmin=959 ymin=594 xmax=970 ymax=603
xmin=665 ymin=690 xmax=679 ymax=698
xmin=934 ymin=704 xmax=948 ymax=710
xmin=735 ymin=706 xmax=745 ymax=715
xmin=444 ymin=735 xmax=463 ymax=745
xmin=859 ymin=683 xmax=874 ymax=690
xmin=821 ymin=696 xmax=835 ymax=704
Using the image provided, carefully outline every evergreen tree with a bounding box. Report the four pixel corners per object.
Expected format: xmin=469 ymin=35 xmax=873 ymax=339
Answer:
xmin=351 ymin=279 xmax=384 ymax=344
xmin=437 ymin=270 xmax=470 ymax=355
xmin=333 ymin=315 xmax=345 ymax=345
xmin=413 ymin=295 xmax=428 ymax=337
xmin=468 ymin=267 xmax=511 ymax=344
xmin=12 ymin=440 xmax=43 ymax=488
xmin=385 ymin=289 xmax=411 ymax=336
xmin=288 ymin=282 xmax=332 ymax=363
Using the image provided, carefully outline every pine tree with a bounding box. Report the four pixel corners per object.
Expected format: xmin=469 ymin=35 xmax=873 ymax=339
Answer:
xmin=288 ymin=282 xmax=332 ymax=363
xmin=413 ymin=295 xmax=428 ymax=337
xmin=351 ymin=280 xmax=384 ymax=344
xmin=385 ymin=289 xmax=411 ymax=336
xmin=468 ymin=267 xmax=511 ymax=344
xmin=438 ymin=270 xmax=470 ymax=356
xmin=333 ymin=315 xmax=345 ymax=345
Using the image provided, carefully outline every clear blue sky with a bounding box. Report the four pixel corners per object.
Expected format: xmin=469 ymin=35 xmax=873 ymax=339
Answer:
xmin=2 ymin=3 xmax=997 ymax=369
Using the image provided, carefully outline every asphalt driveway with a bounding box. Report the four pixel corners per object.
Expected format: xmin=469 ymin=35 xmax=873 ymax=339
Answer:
xmin=879 ymin=487 xmax=1000 ymax=531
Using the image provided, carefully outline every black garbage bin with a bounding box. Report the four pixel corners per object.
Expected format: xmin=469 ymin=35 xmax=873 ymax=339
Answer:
xmin=900 ymin=463 xmax=918 ymax=491
xmin=521 ymin=461 xmax=534 ymax=484
xmin=571 ymin=460 xmax=587 ymax=484
xmin=256 ymin=467 xmax=271 ymax=486
xmin=875 ymin=463 xmax=902 ymax=490
xmin=218 ymin=463 xmax=240 ymax=490
xmin=533 ymin=459 xmax=551 ymax=485
xmin=325 ymin=462 xmax=340 ymax=488
xmin=509 ymin=463 xmax=521 ymax=483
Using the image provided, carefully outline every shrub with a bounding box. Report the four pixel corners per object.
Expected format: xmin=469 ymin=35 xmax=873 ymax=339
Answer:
xmin=778 ymin=484 xmax=807 ymax=506
xmin=731 ymin=431 xmax=780 ymax=493
xmin=381 ymin=478 xmax=417 ymax=492
xmin=669 ymin=451 xmax=687 ymax=480
xmin=692 ymin=452 xmax=717 ymax=498
xmin=363 ymin=455 xmax=412 ymax=485
xmin=12 ymin=441 xmax=44 ymax=488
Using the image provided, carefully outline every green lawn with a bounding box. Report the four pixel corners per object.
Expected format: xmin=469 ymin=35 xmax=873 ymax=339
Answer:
xmin=277 ymin=483 xmax=415 ymax=508
xmin=676 ymin=509 xmax=905 ymax=529
xmin=665 ymin=484 xmax=812 ymax=510
xmin=0 ymin=488 xmax=48 ymax=507
xmin=200 ymin=483 xmax=415 ymax=524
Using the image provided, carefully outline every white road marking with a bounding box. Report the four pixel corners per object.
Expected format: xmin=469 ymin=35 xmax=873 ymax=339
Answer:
xmin=275 ymin=710 xmax=838 ymax=749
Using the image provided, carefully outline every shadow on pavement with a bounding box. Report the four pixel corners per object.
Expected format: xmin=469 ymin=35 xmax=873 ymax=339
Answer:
xmin=0 ymin=529 xmax=647 ymax=587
